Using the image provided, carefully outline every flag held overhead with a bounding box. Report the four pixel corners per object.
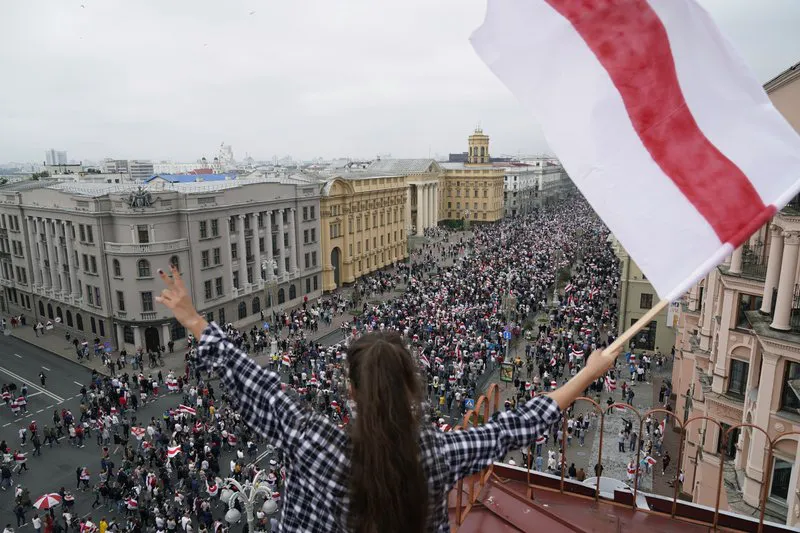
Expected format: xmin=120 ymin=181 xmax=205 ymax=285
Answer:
xmin=471 ymin=0 xmax=800 ymax=303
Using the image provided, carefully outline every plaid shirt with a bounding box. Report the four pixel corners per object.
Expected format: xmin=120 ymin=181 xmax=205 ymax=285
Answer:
xmin=198 ymin=322 xmax=560 ymax=532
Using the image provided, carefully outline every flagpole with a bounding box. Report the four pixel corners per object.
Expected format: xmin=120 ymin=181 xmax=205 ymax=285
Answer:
xmin=602 ymin=299 xmax=670 ymax=358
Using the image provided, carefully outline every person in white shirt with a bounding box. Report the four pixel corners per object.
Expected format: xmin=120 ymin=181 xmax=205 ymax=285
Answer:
xmin=31 ymin=516 xmax=41 ymax=533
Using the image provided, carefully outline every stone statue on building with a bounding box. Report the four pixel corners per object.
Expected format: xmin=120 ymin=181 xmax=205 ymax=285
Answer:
xmin=127 ymin=187 xmax=154 ymax=208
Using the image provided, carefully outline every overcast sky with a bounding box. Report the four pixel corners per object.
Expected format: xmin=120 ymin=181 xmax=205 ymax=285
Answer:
xmin=1 ymin=0 xmax=799 ymax=164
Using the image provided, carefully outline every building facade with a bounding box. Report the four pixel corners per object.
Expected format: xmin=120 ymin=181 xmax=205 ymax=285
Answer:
xmin=671 ymin=61 xmax=800 ymax=527
xmin=129 ymin=160 xmax=155 ymax=181
xmin=45 ymin=149 xmax=68 ymax=166
xmin=441 ymin=129 xmax=505 ymax=223
xmin=319 ymin=172 xmax=409 ymax=291
xmin=0 ymin=177 xmax=323 ymax=353
xmin=502 ymin=164 xmax=539 ymax=217
xmin=610 ymin=235 xmax=676 ymax=353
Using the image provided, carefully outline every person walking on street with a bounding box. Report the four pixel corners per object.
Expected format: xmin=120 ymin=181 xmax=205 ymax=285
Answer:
xmin=39 ymin=373 xmax=46 ymax=387
xmin=662 ymin=450 xmax=671 ymax=475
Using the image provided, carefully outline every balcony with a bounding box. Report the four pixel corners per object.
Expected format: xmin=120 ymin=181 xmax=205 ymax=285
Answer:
xmin=104 ymin=238 xmax=189 ymax=255
xmin=141 ymin=311 xmax=157 ymax=321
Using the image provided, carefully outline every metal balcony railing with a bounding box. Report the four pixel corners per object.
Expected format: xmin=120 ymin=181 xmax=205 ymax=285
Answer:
xmin=448 ymin=385 xmax=796 ymax=533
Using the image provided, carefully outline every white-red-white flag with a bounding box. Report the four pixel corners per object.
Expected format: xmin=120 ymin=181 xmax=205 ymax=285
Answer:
xmin=471 ymin=0 xmax=800 ymax=300
xmin=167 ymin=445 xmax=181 ymax=458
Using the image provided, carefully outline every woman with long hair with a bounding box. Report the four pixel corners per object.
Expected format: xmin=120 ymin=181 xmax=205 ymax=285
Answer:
xmin=155 ymin=265 xmax=616 ymax=532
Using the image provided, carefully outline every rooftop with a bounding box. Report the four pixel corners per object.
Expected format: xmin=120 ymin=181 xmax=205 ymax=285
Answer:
xmin=366 ymin=158 xmax=439 ymax=175
xmin=146 ymin=173 xmax=236 ymax=184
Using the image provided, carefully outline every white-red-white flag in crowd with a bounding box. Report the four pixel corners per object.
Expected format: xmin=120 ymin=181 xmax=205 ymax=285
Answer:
xmin=471 ymin=0 xmax=800 ymax=300
xmin=167 ymin=445 xmax=182 ymax=458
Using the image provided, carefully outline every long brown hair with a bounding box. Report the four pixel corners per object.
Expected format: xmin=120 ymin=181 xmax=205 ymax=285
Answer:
xmin=346 ymin=332 xmax=429 ymax=533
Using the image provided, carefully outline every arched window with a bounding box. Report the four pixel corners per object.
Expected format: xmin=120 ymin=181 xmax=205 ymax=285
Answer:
xmin=47 ymin=303 xmax=54 ymax=319
xmin=289 ymin=284 xmax=296 ymax=300
xmin=278 ymin=288 xmax=285 ymax=304
xmin=113 ymin=259 xmax=121 ymax=277
xmin=137 ymin=259 xmax=151 ymax=278
xmin=56 ymin=307 xmax=63 ymax=323
xmin=38 ymin=301 xmax=45 ymax=316
xmin=252 ymin=297 xmax=261 ymax=315
xmin=66 ymin=310 xmax=73 ymax=327
xmin=238 ymin=302 xmax=247 ymax=320
xmin=170 ymin=255 xmax=180 ymax=271
xmin=76 ymin=313 xmax=84 ymax=331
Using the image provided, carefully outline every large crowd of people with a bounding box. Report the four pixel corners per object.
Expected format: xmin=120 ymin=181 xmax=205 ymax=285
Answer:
xmin=1 ymin=198 xmax=675 ymax=532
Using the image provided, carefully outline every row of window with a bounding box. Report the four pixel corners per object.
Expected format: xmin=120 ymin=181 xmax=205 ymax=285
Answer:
xmin=447 ymin=202 xmax=491 ymax=211
xmin=202 ymin=276 xmax=319 ymax=324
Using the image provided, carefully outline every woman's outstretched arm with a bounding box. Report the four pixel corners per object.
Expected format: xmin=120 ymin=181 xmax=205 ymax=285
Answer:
xmin=156 ymin=265 xmax=307 ymax=453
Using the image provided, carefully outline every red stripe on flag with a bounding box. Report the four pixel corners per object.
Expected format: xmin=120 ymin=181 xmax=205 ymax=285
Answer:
xmin=545 ymin=0 xmax=774 ymax=246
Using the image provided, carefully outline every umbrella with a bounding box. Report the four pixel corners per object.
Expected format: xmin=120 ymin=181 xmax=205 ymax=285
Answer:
xmin=33 ymin=493 xmax=62 ymax=510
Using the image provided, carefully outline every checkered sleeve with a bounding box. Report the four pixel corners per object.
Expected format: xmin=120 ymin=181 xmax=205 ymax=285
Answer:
xmin=197 ymin=322 xmax=307 ymax=452
xmin=440 ymin=395 xmax=561 ymax=484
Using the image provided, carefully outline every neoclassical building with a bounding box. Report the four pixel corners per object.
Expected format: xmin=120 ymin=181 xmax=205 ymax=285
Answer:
xmin=671 ymin=60 xmax=800 ymax=527
xmin=0 ymin=175 xmax=323 ymax=353
xmin=441 ymin=128 xmax=505 ymax=223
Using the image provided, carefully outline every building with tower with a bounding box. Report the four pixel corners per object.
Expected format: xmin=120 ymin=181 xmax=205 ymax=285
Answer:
xmin=440 ymin=128 xmax=505 ymax=223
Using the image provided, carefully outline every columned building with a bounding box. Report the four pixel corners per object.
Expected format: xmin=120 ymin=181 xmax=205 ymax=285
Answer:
xmin=367 ymin=159 xmax=442 ymax=236
xmin=671 ymin=60 xmax=800 ymax=527
xmin=0 ymin=176 xmax=322 ymax=353
xmin=441 ymin=128 xmax=505 ymax=224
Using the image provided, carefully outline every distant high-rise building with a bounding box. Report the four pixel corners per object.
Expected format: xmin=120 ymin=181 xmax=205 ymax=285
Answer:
xmin=45 ymin=149 xmax=68 ymax=166
xmin=128 ymin=160 xmax=154 ymax=181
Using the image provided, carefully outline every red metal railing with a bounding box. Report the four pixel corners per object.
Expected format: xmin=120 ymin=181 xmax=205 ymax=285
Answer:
xmin=447 ymin=393 xmax=795 ymax=533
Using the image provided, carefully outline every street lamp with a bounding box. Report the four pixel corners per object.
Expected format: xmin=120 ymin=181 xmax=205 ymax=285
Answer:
xmin=221 ymin=469 xmax=279 ymax=533
xmin=261 ymin=257 xmax=279 ymax=315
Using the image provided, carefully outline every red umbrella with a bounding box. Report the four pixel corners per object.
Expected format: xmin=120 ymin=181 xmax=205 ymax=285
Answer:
xmin=33 ymin=493 xmax=62 ymax=510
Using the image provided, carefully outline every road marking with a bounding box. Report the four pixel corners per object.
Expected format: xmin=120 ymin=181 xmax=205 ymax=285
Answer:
xmin=2 ymin=423 xmax=9 ymax=427
xmin=27 ymin=391 xmax=45 ymax=398
xmin=47 ymin=405 xmax=54 ymax=409
xmin=36 ymin=408 xmax=44 ymax=413
xmin=74 ymin=381 xmax=83 ymax=387
xmin=0 ymin=365 xmax=65 ymax=403
xmin=42 ymin=366 xmax=50 ymax=371
xmin=14 ymin=353 xmax=22 ymax=358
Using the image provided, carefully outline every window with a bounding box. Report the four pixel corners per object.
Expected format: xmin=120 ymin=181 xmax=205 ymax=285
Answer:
xmin=735 ymin=293 xmax=762 ymax=329
xmin=229 ymin=216 xmax=236 ymax=233
xmin=771 ymin=458 xmax=792 ymax=502
xmin=141 ymin=291 xmax=154 ymax=312
xmin=123 ymin=325 xmax=134 ymax=344
xmin=116 ymin=291 xmax=125 ymax=311
xmin=86 ymin=226 xmax=94 ymax=243
xmin=310 ymin=206 xmax=315 ymax=219
xmin=90 ymin=256 xmax=97 ymax=274
xmin=247 ymin=266 xmax=253 ymax=284
xmin=233 ymin=271 xmax=239 ymax=289
xmin=278 ymin=288 xmax=285 ymax=304
xmin=199 ymin=221 xmax=208 ymax=239
xmin=311 ymin=228 xmax=316 ymax=242
xmin=86 ymin=285 xmax=93 ymax=305
xmin=304 ymin=253 xmax=310 ymax=269
xmin=781 ymin=361 xmax=800 ymax=414
xmin=313 ymin=275 xmax=318 ymax=290
xmin=631 ymin=318 xmax=657 ymax=351
xmin=311 ymin=251 xmax=317 ymax=267
xmin=289 ymin=284 xmax=296 ymax=300
xmin=113 ymin=259 xmax=121 ymax=277
xmin=66 ymin=310 xmax=73 ymax=327
xmin=94 ymin=287 xmax=102 ymax=307
xmin=204 ymin=280 xmax=213 ymax=300
xmin=306 ymin=278 xmax=311 ymax=294
xmin=90 ymin=317 xmax=96 ymax=334
xmin=238 ymin=302 xmax=247 ymax=320
xmin=206 ymin=311 xmax=214 ymax=323
xmin=302 ymin=206 xmax=308 ymax=220
xmin=640 ymin=293 xmax=653 ymax=309
xmin=231 ymin=243 xmax=238 ymax=260
xmin=304 ymin=229 xmax=309 ymax=244
xmin=137 ymin=225 xmax=149 ymax=244
xmin=201 ymin=250 xmax=210 ymax=268
xmin=170 ymin=256 xmax=179 ymax=271
xmin=211 ymin=219 xmax=219 ymax=237
xmin=171 ymin=321 xmax=187 ymax=341
xmin=213 ymin=247 xmax=221 ymax=265
xmin=137 ymin=259 xmax=151 ymax=278
xmin=252 ymin=297 xmax=261 ymax=315
xmin=218 ymin=308 xmax=225 ymax=325
xmin=728 ymin=359 xmax=748 ymax=397
xmin=79 ymin=224 xmax=86 ymax=242
xmin=82 ymin=254 xmax=89 ymax=272
xmin=215 ymin=277 xmax=223 ymax=296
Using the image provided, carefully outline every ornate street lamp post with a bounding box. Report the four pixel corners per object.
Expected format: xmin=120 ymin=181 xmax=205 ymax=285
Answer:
xmin=220 ymin=469 xmax=279 ymax=533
